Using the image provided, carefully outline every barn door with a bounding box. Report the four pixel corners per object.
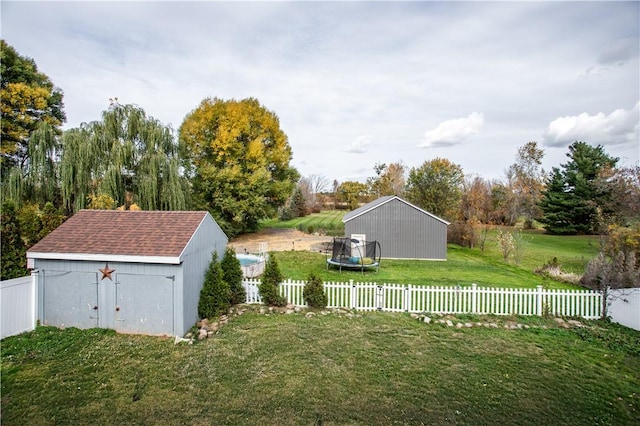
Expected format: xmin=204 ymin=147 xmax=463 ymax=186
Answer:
xmin=113 ymin=273 xmax=175 ymax=335
xmin=42 ymin=271 xmax=99 ymax=329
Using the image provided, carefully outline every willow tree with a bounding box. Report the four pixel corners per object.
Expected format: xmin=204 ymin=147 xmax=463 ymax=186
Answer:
xmin=60 ymin=102 xmax=188 ymax=213
xmin=179 ymin=97 xmax=299 ymax=237
xmin=1 ymin=121 xmax=61 ymax=208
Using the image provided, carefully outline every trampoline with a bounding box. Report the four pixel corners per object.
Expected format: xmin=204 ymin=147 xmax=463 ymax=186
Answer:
xmin=326 ymin=237 xmax=381 ymax=273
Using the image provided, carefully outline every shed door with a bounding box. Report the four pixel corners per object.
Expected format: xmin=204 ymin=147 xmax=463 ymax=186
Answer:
xmin=114 ymin=273 xmax=174 ymax=335
xmin=43 ymin=271 xmax=98 ymax=329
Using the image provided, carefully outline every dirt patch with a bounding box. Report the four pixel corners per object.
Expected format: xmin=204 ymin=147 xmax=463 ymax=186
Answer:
xmin=229 ymin=228 xmax=333 ymax=254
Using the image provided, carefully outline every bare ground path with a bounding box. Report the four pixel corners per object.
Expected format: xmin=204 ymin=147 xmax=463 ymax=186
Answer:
xmin=228 ymin=228 xmax=332 ymax=254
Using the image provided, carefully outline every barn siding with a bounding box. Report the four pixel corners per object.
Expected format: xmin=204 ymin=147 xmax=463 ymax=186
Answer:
xmin=345 ymin=198 xmax=447 ymax=260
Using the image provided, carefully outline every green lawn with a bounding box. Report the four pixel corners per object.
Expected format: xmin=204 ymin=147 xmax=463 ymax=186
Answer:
xmin=260 ymin=211 xmax=600 ymax=289
xmin=2 ymin=312 xmax=638 ymax=425
xmin=270 ymin=232 xmax=599 ymax=290
xmin=261 ymin=210 xmax=345 ymax=235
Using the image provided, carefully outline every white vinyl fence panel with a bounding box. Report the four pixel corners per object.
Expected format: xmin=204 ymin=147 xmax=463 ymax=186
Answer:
xmin=1 ymin=275 xmax=36 ymax=339
xmin=608 ymin=288 xmax=640 ymax=330
xmin=242 ymin=279 xmax=603 ymax=319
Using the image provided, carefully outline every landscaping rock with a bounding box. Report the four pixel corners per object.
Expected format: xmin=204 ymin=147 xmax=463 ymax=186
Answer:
xmin=198 ymin=328 xmax=208 ymax=340
xmin=305 ymin=312 xmax=316 ymax=318
xmin=446 ymin=320 xmax=454 ymax=327
xmin=423 ymin=316 xmax=432 ymax=324
xmin=174 ymin=335 xmax=192 ymax=345
xmin=567 ymin=320 xmax=584 ymax=327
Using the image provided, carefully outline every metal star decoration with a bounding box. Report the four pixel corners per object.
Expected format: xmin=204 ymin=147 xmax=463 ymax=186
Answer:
xmin=99 ymin=263 xmax=116 ymax=281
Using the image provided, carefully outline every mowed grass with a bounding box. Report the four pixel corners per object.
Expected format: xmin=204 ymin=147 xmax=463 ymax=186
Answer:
xmin=261 ymin=211 xmax=600 ymax=289
xmin=261 ymin=210 xmax=345 ymax=235
xmin=2 ymin=312 xmax=639 ymax=425
xmin=272 ymin=231 xmax=599 ymax=290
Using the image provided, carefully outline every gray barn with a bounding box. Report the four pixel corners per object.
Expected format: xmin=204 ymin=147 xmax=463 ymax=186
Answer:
xmin=343 ymin=196 xmax=449 ymax=260
xmin=26 ymin=210 xmax=228 ymax=336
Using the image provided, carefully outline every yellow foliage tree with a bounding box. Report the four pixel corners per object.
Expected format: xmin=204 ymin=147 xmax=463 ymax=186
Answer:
xmin=179 ymin=97 xmax=298 ymax=236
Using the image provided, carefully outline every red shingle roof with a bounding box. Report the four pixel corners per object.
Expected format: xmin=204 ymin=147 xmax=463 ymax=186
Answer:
xmin=27 ymin=210 xmax=210 ymax=258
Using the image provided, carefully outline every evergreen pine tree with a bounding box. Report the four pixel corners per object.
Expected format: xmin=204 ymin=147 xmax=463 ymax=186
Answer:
xmin=221 ymin=247 xmax=245 ymax=305
xmin=1 ymin=201 xmax=28 ymax=280
xmin=538 ymin=142 xmax=618 ymax=235
xmin=198 ymin=251 xmax=230 ymax=319
xmin=259 ymin=254 xmax=286 ymax=306
xmin=303 ymin=273 xmax=327 ymax=308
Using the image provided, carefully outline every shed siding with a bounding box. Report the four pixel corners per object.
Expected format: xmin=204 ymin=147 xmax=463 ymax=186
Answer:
xmin=345 ymin=198 xmax=447 ymax=260
xmin=33 ymin=259 xmax=181 ymax=334
xmin=27 ymin=211 xmax=228 ymax=337
xmin=180 ymin=215 xmax=228 ymax=333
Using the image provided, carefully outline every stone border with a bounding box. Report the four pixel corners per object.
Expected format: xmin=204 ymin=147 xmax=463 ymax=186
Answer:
xmin=175 ymin=305 xmax=592 ymax=344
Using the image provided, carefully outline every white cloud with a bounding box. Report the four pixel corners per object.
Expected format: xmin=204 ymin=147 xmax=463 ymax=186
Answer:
xmin=2 ymin=1 xmax=637 ymax=181
xmin=346 ymin=135 xmax=372 ymax=154
xmin=543 ymin=101 xmax=640 ymax=147
xmin=420 ymin=112 xmax=484 ymax=148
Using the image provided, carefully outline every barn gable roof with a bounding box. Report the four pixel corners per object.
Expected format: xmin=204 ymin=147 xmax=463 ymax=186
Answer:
xmin=343 ymin=195 xmax=450 ymax=225
xmin=27 ymin=210 xmax=219 ymax=265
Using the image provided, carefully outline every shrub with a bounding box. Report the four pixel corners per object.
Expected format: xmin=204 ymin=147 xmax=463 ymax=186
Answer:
xmin=303 ymin=273 xmax=327 ymax=308
xmin=447 ymin=220 xmax=478 ymax=248
xmin=259 ymin=254 xmax=287 ymax=306
xmin=1 ymin=201 xmax=27 ymax=280
xmin=198 ymin=251 xmax=230 ymax=319
xmin=221 ymin=248 xmax=245 ymax=305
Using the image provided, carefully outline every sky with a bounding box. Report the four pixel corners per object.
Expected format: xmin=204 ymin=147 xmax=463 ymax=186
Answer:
xmin=2 ymin=1 xmax=639 ymax=184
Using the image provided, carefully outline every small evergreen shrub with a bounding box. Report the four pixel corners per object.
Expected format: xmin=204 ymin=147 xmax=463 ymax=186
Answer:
xmin=198 ymin=251 xmax=231 ymax=319
xmin=1 ymin=201 xmax=28 ymax=280
xmin=221 ymin=247 xmax=245 ymax=305
xmin=303 ymin=273 xmax=327 ymax=308
xmin=259 ymin=254 xmax=287 ymax=306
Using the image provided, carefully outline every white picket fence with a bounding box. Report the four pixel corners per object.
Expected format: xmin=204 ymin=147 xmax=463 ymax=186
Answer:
xmin=243 ymin=279 xmax=603 ymax=319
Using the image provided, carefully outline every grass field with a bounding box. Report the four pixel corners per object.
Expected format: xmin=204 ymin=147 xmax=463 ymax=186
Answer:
xmin=262 ymin=211 xmax=599 ymax=288
xmin=266 ymin=218 xmax=600 ymax=289
xmin=2 ymin=312 xmax=638 ymax=425
xmin=262 ymin=210 xmax=345 ymax=235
